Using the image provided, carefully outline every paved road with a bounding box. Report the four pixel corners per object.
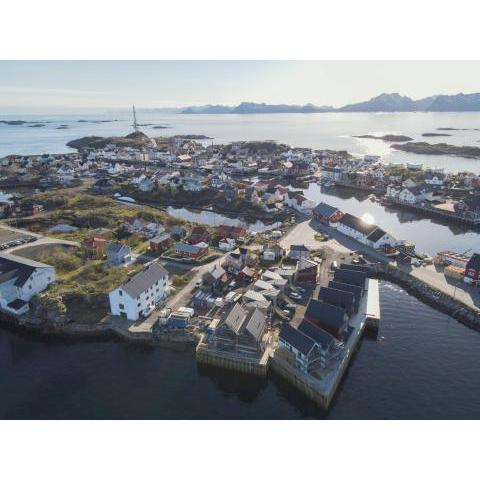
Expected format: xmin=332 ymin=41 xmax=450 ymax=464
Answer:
xmin=166 ymin=254 xmax=228 ymax=311
xmin=0 ymin=222 xmax=80 ymax=254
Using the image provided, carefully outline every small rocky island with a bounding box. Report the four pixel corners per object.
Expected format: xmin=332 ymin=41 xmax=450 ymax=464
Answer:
xmin=67 ymin=131 xmax=152 ymax=150
xmin=422 ymin=132 xmax=452 ymax=137
xmin=391 ymin=141 xmax=480 ymax=158
xmin=354 ymin=134 xmax=413 ymax=142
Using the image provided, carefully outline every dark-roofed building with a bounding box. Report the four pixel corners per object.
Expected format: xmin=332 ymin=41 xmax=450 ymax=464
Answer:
xmin=298 ymin=319 xmax=337 ymax=368
xmin=318 ymin=286 xmax=355 ymax=316
xmin=328 ymin=281 xmax=363 ymax=312
xmin=288 ymin=244 xmax=310 ymax=261
xmin=278 ymin=323 xmax=318 ymax=372
xmin=312 ymin=202 xmax=344 ymax=225
xmin=304 ymin=299 xmax=348 ymax=339
xmin=0 ymin=253 xmax=56 ymax=315
xmin=109 ymin=261 xmax=169 ymax=321
xmin=333 ymin=268 xmax=367 ymax=290
xmin=339 ymin=263 xmax=371 ymax=274
xmin=295 ymin=258 xmax=318 ymax=283
xmin=206 ymin=303 xmax=268 ymax=356
xmin=188 ymin=226 xmax=210 ymax=245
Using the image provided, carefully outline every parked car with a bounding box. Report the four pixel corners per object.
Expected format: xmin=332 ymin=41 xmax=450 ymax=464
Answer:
xmin=289 ymin=292 xmax=301 ymax=300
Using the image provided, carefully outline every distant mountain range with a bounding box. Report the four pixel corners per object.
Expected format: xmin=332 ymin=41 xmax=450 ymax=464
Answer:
xmin=171 ymin=93 xmax=480 ymax=114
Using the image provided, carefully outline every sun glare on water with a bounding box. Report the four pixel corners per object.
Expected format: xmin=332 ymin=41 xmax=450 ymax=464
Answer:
xmin=361 ymin=213 xmax=375 ymax=225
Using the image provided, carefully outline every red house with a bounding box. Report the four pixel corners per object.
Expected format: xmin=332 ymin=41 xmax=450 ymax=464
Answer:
xmin=464 ymin=253 xmax=480 ymax=283
xmin=216 ymin=225 xmax=246 ymax=239
xmin=150 ymin=233 xmax=171 ymax=252
xmin=312 ymin=202 xmax=344 ymax=225
xmin=83 ymin=237 xmax=107 ymax=259
xmin=188 ymin=226 xmax=210 ymax=245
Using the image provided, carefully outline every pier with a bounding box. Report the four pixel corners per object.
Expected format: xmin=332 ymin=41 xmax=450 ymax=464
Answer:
xmin=271 ymin=278 xmax=380 ymax=409
xmin=383 ymin=198 xmax=480 ymax=227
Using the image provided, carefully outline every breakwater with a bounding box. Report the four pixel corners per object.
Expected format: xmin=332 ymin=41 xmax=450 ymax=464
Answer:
xmin=368 ymin=263 xmax=480 ymax=331
xmin=383 ymin=198 xmax=480 ymax=227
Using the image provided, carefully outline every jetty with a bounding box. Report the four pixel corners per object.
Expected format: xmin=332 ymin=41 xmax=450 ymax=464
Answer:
xmin=271 ymin=278 xmax=380 ymax=409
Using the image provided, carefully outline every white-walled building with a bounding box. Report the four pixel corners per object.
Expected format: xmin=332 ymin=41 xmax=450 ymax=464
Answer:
xmin=0 ymin=254 xmax=56 ymax=315
xmin=336 ymin=213 xmax=397 ymax=249
xmin=109 ymin=262 xmax=169 ymax=321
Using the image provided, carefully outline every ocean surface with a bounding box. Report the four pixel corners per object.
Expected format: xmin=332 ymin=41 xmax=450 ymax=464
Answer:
xmin=1 ymin=111 xmax=480 ymax=419
xmin=2 ymin=111 xmax=480 ymax=173
xmin=1 ymin=281 xmax=479 ymax=420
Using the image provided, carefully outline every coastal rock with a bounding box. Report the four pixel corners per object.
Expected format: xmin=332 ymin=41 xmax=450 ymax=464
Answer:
xmin=391 ymin=141 xmax=480 ymax=158
xmin=354 ymin=134 xmax=413 ymax=142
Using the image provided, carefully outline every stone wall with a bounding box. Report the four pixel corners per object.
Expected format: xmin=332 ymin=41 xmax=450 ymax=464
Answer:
xmin=368 ymin=263 xmax=480 ymax=331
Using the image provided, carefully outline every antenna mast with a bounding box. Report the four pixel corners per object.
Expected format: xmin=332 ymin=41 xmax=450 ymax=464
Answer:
xmin=132 ymin=105 xmax=139 ymax=132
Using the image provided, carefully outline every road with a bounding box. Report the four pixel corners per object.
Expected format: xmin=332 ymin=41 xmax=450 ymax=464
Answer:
xmin=166 ymin=254 xmax=228 ymax=311
xmin=0 ymin=222 xmax=79 ymax=254
xmin=279 ymin=218 xmax=480 ymax=311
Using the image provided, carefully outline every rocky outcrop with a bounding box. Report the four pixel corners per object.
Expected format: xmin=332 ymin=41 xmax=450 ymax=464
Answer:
xmin=31 ymin=291 xmax=69 ymax=325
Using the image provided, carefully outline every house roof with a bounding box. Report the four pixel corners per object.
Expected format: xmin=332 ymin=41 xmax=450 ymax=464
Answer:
xmin=245 ymin=308 xmax=267 ymax=342
xmin=339 ymin=213 xmax=377 ymax=236
xmin=466 ymin=253 xmax=480 ymax=271
xmin=304 ymin=299 xmax=346 ymax=338
xmin=120 ymin=262 xmax=168 ymax=298
xmin=151 ymin=233 xmax=171 ymax=243
xmin=298 ymin=319 xmax=336 ymax=351
xmin=205 ymin=264 xmax=226 ymax=281
xmin=319 ymin=286 xmax=355 ymax=316
xmin=7 ymin=298 xmax=28 ymax=310
xmin=0 ymin=253 xmax=52 ymax=288
xmin=339 ymin=263 xmax=371 ymax=274
xmin=328 ymin=281 xmax=362 ymax=307
xmin=296 ymin=258 xmax=318 ymax=272
xmin=366 ymin=228 xmax=387 ymax=243
xmin=313 ymin=202 xmax=339 ymax=217
xmin=175 ymin=242 xmax=206 ymax=254
xmin=279 ymin=323 xmax=316 ymax=356
xmin=333 ymin=268 xmax=367 ymax=288
xmin=107 ymin=242 xmax=130 ymax=255
xmin=224 ymin=303 xmax=248 ymax=335
xmin=290 ymin=244 xmax=310 ymax=252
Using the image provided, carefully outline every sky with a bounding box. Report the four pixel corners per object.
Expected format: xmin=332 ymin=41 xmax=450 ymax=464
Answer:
xmin=1 ymin=61 xmax=480 ymax=113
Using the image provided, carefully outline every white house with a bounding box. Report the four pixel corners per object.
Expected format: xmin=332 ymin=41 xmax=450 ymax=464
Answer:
xmin=386 ymin=184 xmax=401 ymax=199
xmin=337 ymin=213 xmax=397 ymax=249
xmin=219 ymin=238 xmax=236 ymax=252
xmin=0 ymin=254 xmax=56 ymax=315
xmin=424 ymin=172 xmax=445 ymax=186
xmin=398 ymin=186 xmax=425 ymax=204
xmin=287 ymin=192 xmax=315 ymax=214
xmin=109 ymin=262 xmax=169 ymax=321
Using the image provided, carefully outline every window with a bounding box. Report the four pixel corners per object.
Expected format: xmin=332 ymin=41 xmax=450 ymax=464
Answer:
xmin=119 ymin=290 xmax=123 ymax=296
xmin=119 ymin=304 xmax=124 ymax=310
